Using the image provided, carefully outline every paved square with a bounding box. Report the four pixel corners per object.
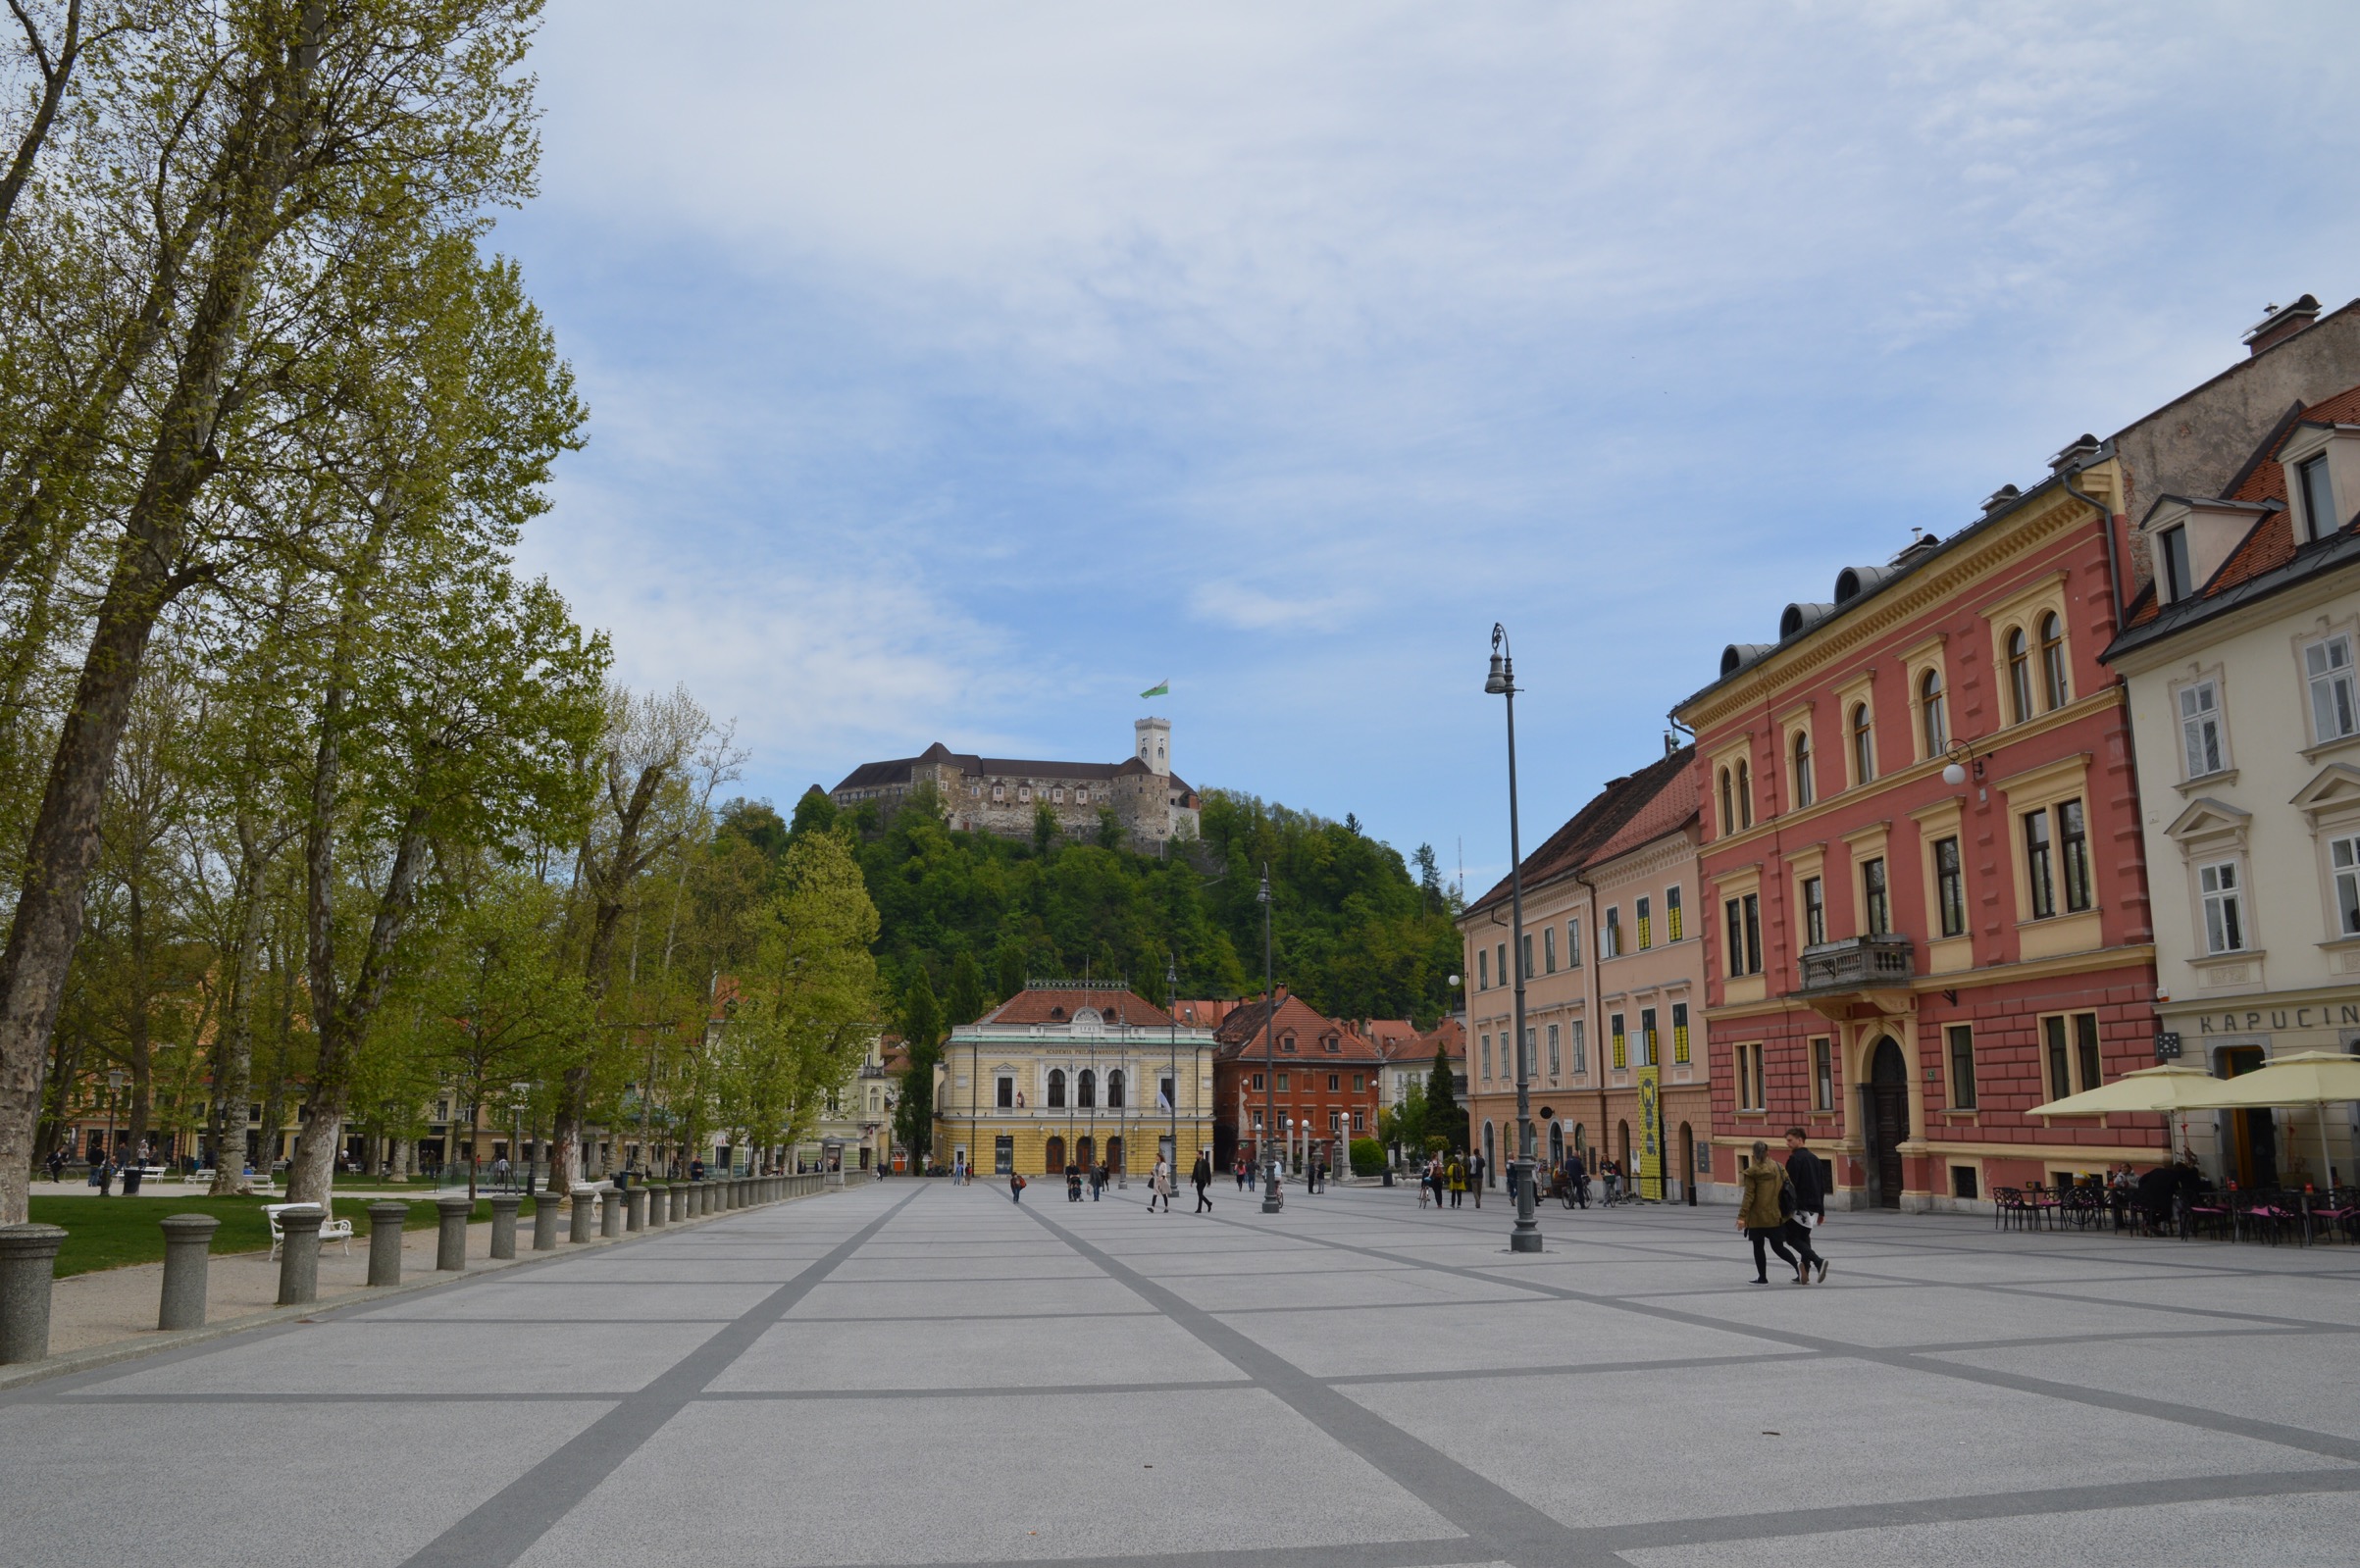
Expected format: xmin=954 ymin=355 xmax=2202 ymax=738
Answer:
xmin=6 ymin=1181 xmax=2358 ymax=1567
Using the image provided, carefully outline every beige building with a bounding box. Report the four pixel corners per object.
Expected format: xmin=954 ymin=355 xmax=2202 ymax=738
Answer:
xmin=2107 ymin=374 xmax=2360 ymax=1189
xmin=1460 ymin=744 xmax=1710 ymax=1198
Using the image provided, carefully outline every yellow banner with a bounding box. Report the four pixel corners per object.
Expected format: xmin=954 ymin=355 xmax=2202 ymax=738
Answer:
xmin=1636 ymin=1065 xmax=1662 ymax=1199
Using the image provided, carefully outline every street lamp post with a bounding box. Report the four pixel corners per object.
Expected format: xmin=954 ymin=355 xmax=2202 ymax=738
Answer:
xmin=104 ymin=1068 xmax=126 ymax=1194
xmin=1486 ymin=625 xmax=1542 ymax=1253
xmin=1165 ymin=954 xmax=1180 ymax=1189
xmin=1258 ymin=864 xmax=1282 ymax=1213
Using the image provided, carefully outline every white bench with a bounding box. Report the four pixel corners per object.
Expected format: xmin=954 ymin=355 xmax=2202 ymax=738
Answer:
xmin=265 ymin=1203 xmax=354 ymax=1259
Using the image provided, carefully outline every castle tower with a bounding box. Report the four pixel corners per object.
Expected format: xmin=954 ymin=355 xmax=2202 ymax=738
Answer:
xmin=1134 ymin=716 xmax=1170 ymax=778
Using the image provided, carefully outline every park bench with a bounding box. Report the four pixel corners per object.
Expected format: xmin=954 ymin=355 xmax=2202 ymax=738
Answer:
xmin=265 ymin=1202 xmax=353 ymax=1260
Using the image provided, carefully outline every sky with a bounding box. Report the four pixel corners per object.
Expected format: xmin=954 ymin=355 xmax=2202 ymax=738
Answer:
xmin=496 ymin=0 xmax=2360 ymax=894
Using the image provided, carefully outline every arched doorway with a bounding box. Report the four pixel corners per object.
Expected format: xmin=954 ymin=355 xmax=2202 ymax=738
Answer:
xmin=1482 ymin=1121 xmax=1496 ymax=1182
xmin=1106 ymin=1135 xmax=1124 ymax=1174
xmin=1617 ymin=1119 xmax=1631 ymax=1174
xmin=1075 ymin=1135 xmax=1095 ymax=1171
xmin=1549 ymin=1122 xmax=1565 ymax=1166
xmin=1571 ymin=1124 xmax=1585 ymax=1167
xmin=1678 ymin=1123 xmax=1696 ymax=1205
xmin=1868 ymin=1036 xmax=1909 ymax=1208
xmin=1044 ymin=1135 xmax=1066 ymax=1175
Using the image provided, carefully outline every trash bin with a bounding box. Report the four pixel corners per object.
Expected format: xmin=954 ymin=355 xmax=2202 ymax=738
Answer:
xmin=121 ymin=1166 xmax=143 ymax=1194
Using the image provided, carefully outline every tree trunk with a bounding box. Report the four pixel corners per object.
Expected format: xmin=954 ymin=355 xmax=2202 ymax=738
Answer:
xmin=207 ymin=822 xmax=272 ymax=1195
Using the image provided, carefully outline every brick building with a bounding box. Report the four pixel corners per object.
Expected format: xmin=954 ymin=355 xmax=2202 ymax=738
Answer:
xmin=1210 ymin=991 xmax=1383 ymax=1176
xmin=829 ymin=716 xmax=1201 ymax=849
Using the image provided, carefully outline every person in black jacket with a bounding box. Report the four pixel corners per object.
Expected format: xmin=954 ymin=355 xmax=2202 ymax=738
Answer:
xmin=1782 ymin=1128 xmax=1830 ymax=1283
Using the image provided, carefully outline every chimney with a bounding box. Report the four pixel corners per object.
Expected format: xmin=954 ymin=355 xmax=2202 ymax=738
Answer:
xmin=2048 ymin=434 xmax=2102 ymax=474
xmin=2243 ymin=294 xmax=2321 ymax=357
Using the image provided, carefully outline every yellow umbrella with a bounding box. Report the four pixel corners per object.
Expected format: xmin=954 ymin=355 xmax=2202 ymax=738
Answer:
xmin=2033 ymin=1062 xmax=2227 ymax=1164
xmin=2182 ymin=1050 xmax=2360 ymax=1187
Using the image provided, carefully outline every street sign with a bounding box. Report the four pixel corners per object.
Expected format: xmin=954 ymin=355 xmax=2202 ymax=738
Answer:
xmin=2154 ymin=1032 xmax=2182 ymax=1061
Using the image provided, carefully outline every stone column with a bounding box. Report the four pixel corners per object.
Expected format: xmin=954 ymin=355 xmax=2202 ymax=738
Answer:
xmin=0 ymin=1224 xmax=67 ymax=1363
xmin=600 ymin=1188 xmax=625 ymax=1239
xmin=533 ymin=1192 xmax=559 ymax=1250
xmin=569 ymin=1187 xmax=596 ymax=1242
xmin=366 ymin=1202 xmax=409 ymax=1288
xmin=156 ymin=1214 xmax=220 ymax=1331
xmin=436 ymin=1195 xmax=472 ymax=1271
xmin=276 ymin=1205 xmax=326 ymax=1306
xmin=641 ymin=1183 xmax=666 ymax=1227
xmin=625 ymin=1186 xmax=646 ymax=1231
xmin=488 ymin=1192 xmax=522 ymax=1258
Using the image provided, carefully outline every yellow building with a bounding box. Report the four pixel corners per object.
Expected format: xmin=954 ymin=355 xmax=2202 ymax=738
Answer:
xmin=934 ymin=984 xmax=1214 ymax=1179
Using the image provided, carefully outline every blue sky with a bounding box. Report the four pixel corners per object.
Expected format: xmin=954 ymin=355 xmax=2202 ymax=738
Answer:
xmin=498 ymin=1 xmax=2360 ymax=893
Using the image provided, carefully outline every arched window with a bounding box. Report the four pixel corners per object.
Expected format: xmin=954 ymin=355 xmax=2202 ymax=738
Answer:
xmin=1920 ymin=668 xmax=1947 ymax=757
xmin=2039 ymin=612 xmax=2069 ymax=709
xmin=1719 ymin=767 xmax=1734 ymax=835
xmin=1047 ymin=1069 xmax=1066 ymax=1109
xmin=1852 ymin=702 xmax=1875 ymax=785
xmin=1735 ymin=760 xmax=1753 ymax=829
xmin=1106 ymin=1069 xmax=1125 ymax=1108
xmin=1792 ymin=730 xmax=1814 ymax=808
xmin=1077 ymin=1069 xmax=1096 ymax=1109
xmin=2006 ymin=629 xmax=2032 ymax=724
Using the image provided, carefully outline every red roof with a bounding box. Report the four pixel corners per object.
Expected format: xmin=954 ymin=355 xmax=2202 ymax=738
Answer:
xmin=1467 ymin=745 xmax=1696 ymax=915
xmin=981 ymin=986 xmax=1174 ymax=1029
xmin=1211 ymin=993 xmax=1383 ymax=1063
xmin=1171 ymin=997 xmax=1242 ymax=1029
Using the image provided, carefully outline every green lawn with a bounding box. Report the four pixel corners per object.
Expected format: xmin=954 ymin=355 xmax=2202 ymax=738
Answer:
xmin=26 ymin=1193 xmax=543 ymax=1277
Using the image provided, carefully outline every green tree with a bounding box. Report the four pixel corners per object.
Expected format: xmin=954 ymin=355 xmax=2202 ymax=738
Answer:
xmin=893 ymin=970 xmax=942 ymax=1166
xmin=1426 ymin=1045 xmax=1466 ymax=1152
xmin=945 ymin=950 xmax=988 ymax=1029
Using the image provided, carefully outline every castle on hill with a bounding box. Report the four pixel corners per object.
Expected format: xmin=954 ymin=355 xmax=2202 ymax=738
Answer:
xmin=829 ymin=717 xmax=1201 ymax=848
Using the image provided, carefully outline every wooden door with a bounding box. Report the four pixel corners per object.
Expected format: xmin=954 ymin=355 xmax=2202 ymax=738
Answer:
xmin=1870 ymin=1037 xmax=1908 ymax=1208
xmin=1044 ymin=1136 xmax=1064 ymax=1175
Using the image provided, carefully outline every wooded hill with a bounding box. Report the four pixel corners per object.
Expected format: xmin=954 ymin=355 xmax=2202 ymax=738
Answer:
xmin=726 ymin=784 xmax=1464 ymax=1029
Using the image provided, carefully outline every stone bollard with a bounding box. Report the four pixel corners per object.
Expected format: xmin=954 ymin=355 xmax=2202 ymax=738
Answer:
xmin=532 ymin=1193 xmax=559 ymax=1250
xmin=488 ymin=1192 xmax=522 ymax=1259
xmin=569 ymin=1187 xmax=597 ymax=1243
xmin=699 ymin=1181 xmax=716 ymax=1216
xmin=641 ymin=1183 xmax=666 ymax=1228
xmin=366 ymin=1202 xmax=409 ymax=1288
xmin=734 ymin=1177 xmax=748 ymax=1208
xmin=601 ymin=1187 xmax=625 ymax=1239
xmin=0 ymin=1224 xmax=68 ymax=1364
xmin=671 ymin=1184 xmax=688 ymax=1222
xmin=625 ymin=1186 xmax=646 ymax=1231
xmin=436 ymin=1195 xmax=472 ymax=1272
xmin=158 ymin=1213 xmax=222 ymax=1331
xmin=276 ymin=1205 xmax=326 ymax=1307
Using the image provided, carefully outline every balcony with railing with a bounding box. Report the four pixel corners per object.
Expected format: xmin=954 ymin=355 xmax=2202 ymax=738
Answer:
xmin=1792 ymin=935 xmax=1915 ymax=997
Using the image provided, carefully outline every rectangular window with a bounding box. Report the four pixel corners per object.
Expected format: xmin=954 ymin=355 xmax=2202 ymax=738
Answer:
xmin=1480 ymin=1036 xmax=1492 ymax=1083
xmin=1803 ymin=876 xmax=1825 ymax=947
xmin=1521 ymin=933 xmax=1534 ymax=982
xmin=1353 ymin=1073 xmax=1364 ymax=1091
xmin=1605 ymin=907 xmax=1622 ymax=957
xmin=1477 ymin=949 xmax=1489 ymax=990
xmin=1327 ymin=1073 xmax=1341 ymax=1091
xmin=2026 ymin=807 xmax=2056 ymax=920
xmin=1811 ymin=1037 xmax=1833 ymax=1110
xmin=1547 ymin=1023 xmax=1561 ymax=1076
xmin=1744 ymin=892 xmax=1763 ymax=975
xmin=2075 ymin=1012 xmax=2102 ymax=1095
xmin=1734 ymin=1043 xmax=1767 ymax=1111
xmin=2199 ymin=860 xmax=2246 ymax=953
xmin=2308 ymin=634 xmax=2357 ymax=741
xmin=1272 ymin=1073 xmax=1286 ymax=1092
xmin=1497 ymin=942 xmax=1509 ymax=989
xmin=1569 ymin=1019 xmax=1587 ymax=1075
xmin=2059 ymin=799 xmax=2091 ymax=913
xmin=994 ymin=1135 xmax=1014 ymax=1175
xmin=2334 ymin=833 xmax=2360 ymax=936
xmin=1935 ymin=837 xmax=1966 ymax=937
xmin=1863 ymin=856 xmax=1890 ymax=936
xmin=1252 ymin=1072 xmax=1264 ymax=1090
xmin=1611 ymin=1013 xmax=1627 ymax=1070
xmin=1543 ymin=926 xmax=1557 ymax=974
xmin=1947 ymin=1024 xmax=1977 ymax=1109
xmin=2045 ymin=1014 xmax=2072 ymax=1102
xmin=1567 ymin=918 xmax=1582 ymax=966
xmin=1724 ymin=898 xmax=1745 ymax=977
xmin=2298 ymin=453 xmax=2337 ymax=541
xmin=2179 ymin=680 xmax=2224 ymax=778
xmin=1636 ymin=895 xmax=1653 ymax=950
xmin=1667 ymin=885 xmax=1684 ymax=941
xmin=1353 ymin=1110 xmax=1365 ymax=1134
xmin=1524 ymin=1027 xmax=1536 ymax=1078
xmin=2159 ymin=523 xmax=2193 ymax=600
xmin=1639 ymin=1007 xmax=1659 ymax=1069
xmin=997 ymin=1077 xmax=1014 ymax=1109
xmin=1672 ymin=1002 xmax=1691 ymax=1065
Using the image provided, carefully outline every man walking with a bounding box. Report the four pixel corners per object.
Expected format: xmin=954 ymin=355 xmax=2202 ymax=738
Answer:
xmin=1193 ymin=1151 xmax=1213 ymax=1213
xmin=1782 ymin=1128 xmax=1830 ymax=1283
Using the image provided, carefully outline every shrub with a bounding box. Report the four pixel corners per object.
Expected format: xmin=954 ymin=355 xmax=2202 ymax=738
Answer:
xmin=1349 ymin=1138 xmax=1386 ymax=1177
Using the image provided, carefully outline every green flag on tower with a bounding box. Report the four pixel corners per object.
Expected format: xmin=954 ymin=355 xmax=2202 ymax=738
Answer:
xmin=1140 ymin=679 xmax=1169 ymax=698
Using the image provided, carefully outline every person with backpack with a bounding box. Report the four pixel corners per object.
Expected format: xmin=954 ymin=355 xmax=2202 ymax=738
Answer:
xmin=1009 ymin=1169 xmax=1027 ymax=1203
xmin=1782 ymin=1128 xmax=1830 ymax=1283
xmin=1738 ymin=1140 xmax=1802 ymax=1285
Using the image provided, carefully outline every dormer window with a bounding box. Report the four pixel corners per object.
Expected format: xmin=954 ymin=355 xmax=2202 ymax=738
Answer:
xmin=1280 ymin=1033 xmax=1297 ymax=1052
xmin=2158 ymin=524 xmax=2194 ymax=602
xmin=2297 ymin=455 xmax=2336 ymax=543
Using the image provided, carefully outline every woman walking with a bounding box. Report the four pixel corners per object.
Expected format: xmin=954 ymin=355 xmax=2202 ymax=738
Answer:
xmin=1193 ymin=1151 xmax=1214 ymax=1213
xmin=1149 ymin=1155 xmax=1172 ymax=1213
xmin=1447 ymin=1153 xmax=1466 ymax=1208
xmin=1738 ymin=1140 xmax=1801 ymax=1285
